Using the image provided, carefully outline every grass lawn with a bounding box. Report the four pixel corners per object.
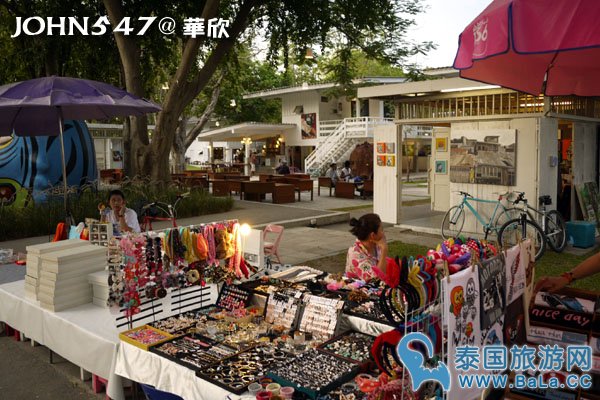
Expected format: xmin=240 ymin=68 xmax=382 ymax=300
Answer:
xmin=305 ymin=240 xmax=600 ymax=291
xmin=185 ymin=164 xmax=204 ymax=170
xmin=536 ymin=248 xmax=600 ymax=291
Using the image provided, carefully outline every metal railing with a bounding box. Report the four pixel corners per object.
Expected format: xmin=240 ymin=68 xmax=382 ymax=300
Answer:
xmin=306 ymin=117 xmax=394 ymax=175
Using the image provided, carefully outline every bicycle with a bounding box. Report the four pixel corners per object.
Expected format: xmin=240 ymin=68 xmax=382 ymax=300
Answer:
xmin=504 ymin=193 xmax=567 ymax=253
xmin=441 ymin=191 xmax=514 ymax=240
xmin=140 ymin=192 xmax=189 ymax=232
xmin=498 ymin=192 xmax=546 ymax=261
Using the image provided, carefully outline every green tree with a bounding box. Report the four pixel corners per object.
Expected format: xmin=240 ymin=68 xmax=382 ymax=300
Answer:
xmin=103 ymin=0 xmax=431 ymax=181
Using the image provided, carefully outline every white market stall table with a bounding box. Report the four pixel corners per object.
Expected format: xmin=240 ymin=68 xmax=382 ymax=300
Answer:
xmin=1 ymin=275 xmax=394 ymax=400
xmin=116 ymin=342 xmax=234 ymax=400
xmin=0 ymin=280 xmax=125 ymax=400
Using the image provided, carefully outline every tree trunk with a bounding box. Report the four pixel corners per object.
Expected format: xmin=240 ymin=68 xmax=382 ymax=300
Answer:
xmin=105 ymin=0 xmax=257 ymax=182
xmin=172 ymin=116 xmax=188 ymax=173
xmin=103 ymin=0 xmax=149 ymax=178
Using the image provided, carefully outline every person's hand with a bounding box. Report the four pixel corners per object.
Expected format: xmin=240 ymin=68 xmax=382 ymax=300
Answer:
xmin=376 ymin=234 xmax=388 ymax=252
xmin=534 ymin=275 xmax=569 ymax=293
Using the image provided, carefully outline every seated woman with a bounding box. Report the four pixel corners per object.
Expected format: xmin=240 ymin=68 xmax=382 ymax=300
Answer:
xmin=340 ymin=161 xmax=353 ymax=182
xmin=345 ymin=213 xmax=388 ymax=282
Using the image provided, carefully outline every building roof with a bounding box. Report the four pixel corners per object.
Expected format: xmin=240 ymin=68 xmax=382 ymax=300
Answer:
xmin=451 ymin=150 xmax=514 ymax=168
xmin=196 ymin=121 xmax=296 ymax=142
xmin=243 ymin=77 xmax=406 ymax=100
xmin=357 ymin=77 xmax=502 ymax=100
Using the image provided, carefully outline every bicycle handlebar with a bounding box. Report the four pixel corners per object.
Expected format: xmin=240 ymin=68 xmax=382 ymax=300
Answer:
xmin=512 ymin=191 xmax=526 ymax=204
xmin=456 ymin=191 xmax=472 ymax=198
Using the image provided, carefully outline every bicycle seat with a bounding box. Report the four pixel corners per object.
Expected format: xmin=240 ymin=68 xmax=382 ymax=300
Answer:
xmin=539 ymin=195 xmax=552 ymax=205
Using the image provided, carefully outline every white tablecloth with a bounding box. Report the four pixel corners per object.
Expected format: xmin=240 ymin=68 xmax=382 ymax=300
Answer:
xmin=0 ymin=278 xmax=391 ymax=400
xmin=0 ymin=280 xmax=125 ymax=400
xmin=116 ymin=342 xmax=243 ymax=400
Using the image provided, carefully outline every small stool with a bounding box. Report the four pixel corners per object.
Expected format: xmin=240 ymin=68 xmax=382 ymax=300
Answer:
xmin=92 ymin=374 xmax=110 ymax=400
xmin=5 ymin=324 xmax=21 ymax=341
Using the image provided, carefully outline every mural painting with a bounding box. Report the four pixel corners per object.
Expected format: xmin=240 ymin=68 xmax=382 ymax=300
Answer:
xmin=0 ymin=120 xmax=97 ymax=206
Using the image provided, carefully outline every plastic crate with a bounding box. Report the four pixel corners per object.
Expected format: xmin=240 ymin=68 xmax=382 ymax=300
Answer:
xmin=139 ymin=384 xmax=183 ymax=400
xmin=566 ymin=221 xmax=596 ymax=248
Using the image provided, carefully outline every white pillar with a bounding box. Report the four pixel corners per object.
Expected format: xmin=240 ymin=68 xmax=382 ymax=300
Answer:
xmin=244 ymin=142 xmax=251 ymax=176
xmin=225 ymin=147 xmax=233 ymax=164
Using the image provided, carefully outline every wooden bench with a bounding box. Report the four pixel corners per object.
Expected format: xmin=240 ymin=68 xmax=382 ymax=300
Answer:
xmin=240 ymin=181 xmax=295 ymax=204
xmin=181 ymin=176 xmax=209 ymax=189
xmin=211 ymin=179 xmax=230 ymax=196
xmin=318 ymin=177 xmax=334 ymax=196
xmin=335 ymin=181 xmax=356 ymax=199
xmin=272 ymin=184 xmax=295 ymax=204
xmin=240 ymin=181 xmax=272 ymax=201
xmin=289 ymin=173 xmax=311 ymax=180
xmin=290 ymin=179 xmax=314 ymax=201
xmin=258 ymin=174 xmax=274 ymax=182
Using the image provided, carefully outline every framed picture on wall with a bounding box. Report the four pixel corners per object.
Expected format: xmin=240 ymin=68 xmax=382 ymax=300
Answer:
xmin=376 ymin=142 xmax=387 ymax=154
xmin=301 ymin=113 xmax=317 ymax=139
xmin=436 ymin=138 xmax=448 ymax=152
xmin=435 ymin=160 xmax=447 ymax=174
xmin=386 ymin=155 xmax=396 ymax=167
xmin=386 ymin=143 xmax=395 ymax=154
xmin=377 ymin=155 xmax=386 ymax=166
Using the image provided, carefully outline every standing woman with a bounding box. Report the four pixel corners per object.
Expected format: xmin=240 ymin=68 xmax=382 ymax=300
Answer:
xmin=249 ymin=151 xmax=257 ymax=176
xmin=345 ymin=213 xmax=388 ymax=282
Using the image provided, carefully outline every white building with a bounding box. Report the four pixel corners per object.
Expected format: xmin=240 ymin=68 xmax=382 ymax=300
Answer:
xmin=196 ymin=78 xmax=404 ymax=176
xmin=358 ymin=73 xmax=600 ymax=228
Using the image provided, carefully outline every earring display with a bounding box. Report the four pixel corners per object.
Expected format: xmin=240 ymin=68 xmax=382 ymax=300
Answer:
xmin=197 ymin=346 xmax=290 ymax=395
xmin=318 ymin=330 xmax=375 ymax=364
xmin=264 ymin=291 xmax=302 ymax=331
xmin=267 ymin=349 xmax=359 ymax=398
xmin=298 ymin=294 xmax=344 ymax=340
xmin=148 ymin=312 xmax=210 ymax=335
xmin=344 ymin=300 xmax=392 ymax=325
xmin=216 ymin=284 xmax=252 ymax=311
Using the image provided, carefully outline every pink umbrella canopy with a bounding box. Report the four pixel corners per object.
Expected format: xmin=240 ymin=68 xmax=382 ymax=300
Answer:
xmin=454 ymin=0 xmax=600 ymax=96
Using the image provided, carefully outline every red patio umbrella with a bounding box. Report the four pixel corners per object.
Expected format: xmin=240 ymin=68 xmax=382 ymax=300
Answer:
xmin=454 ymin=0 xmax=600 ymax=96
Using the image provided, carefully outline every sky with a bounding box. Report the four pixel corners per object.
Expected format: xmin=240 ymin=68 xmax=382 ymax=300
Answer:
xmin=405 ymin=0 xmax=491 ymax=68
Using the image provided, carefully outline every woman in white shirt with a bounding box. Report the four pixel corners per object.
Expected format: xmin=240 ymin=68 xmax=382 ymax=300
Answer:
xmin=340 ymin=160 xmax=353 ymax=182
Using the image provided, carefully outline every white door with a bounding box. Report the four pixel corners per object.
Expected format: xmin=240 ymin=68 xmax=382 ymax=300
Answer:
xmin=431 ymin=127 xmax=450 ymax=212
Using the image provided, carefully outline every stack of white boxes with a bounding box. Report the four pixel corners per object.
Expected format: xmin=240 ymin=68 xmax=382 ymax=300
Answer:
xmin=24 ymin=240 xmax=90 ymax=300
xmin=37 ymin=244 xmax=108 ymax=311
xmin=87 ymin=270 xmax=110 ymax=308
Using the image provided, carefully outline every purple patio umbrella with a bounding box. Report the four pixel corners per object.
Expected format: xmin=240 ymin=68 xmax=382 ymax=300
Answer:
xmin=0 ymin=76 xmax=161 ymax=218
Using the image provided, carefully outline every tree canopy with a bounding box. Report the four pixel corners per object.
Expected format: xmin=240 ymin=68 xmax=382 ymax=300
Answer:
xmin=0 ymin=0 xmax=433 ymax=180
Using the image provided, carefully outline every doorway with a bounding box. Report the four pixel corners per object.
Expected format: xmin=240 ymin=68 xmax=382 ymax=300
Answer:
xmin=557 ymin=121 xmax=573 ymax=221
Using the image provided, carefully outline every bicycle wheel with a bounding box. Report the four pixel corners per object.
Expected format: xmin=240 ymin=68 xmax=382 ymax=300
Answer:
xmin=441 ymin=206 xmax=465 ymax=240
xmin=545 ymin=210 xmax=567 ymax=252
xmin=498 ymin=218 xmax=546 ymax=261
xmin=491 ymin=208 xmax=520 ymax=237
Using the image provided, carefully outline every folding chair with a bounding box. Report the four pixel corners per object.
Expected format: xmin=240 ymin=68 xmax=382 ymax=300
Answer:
xmin=263 ymin=224 xmax=284 ymax=264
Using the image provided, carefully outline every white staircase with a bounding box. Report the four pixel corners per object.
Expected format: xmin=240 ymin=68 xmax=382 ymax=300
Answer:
xmin=305 ymin=117 xmax=394 ymax=176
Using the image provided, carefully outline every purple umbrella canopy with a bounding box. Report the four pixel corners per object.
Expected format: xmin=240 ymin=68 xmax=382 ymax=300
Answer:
xmin=0 ymin=76 xmax=161 ymax=136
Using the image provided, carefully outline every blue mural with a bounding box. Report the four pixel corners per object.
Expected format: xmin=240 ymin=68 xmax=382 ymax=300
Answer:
xmin=0 ymin=120 xmax=97 ymax=206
